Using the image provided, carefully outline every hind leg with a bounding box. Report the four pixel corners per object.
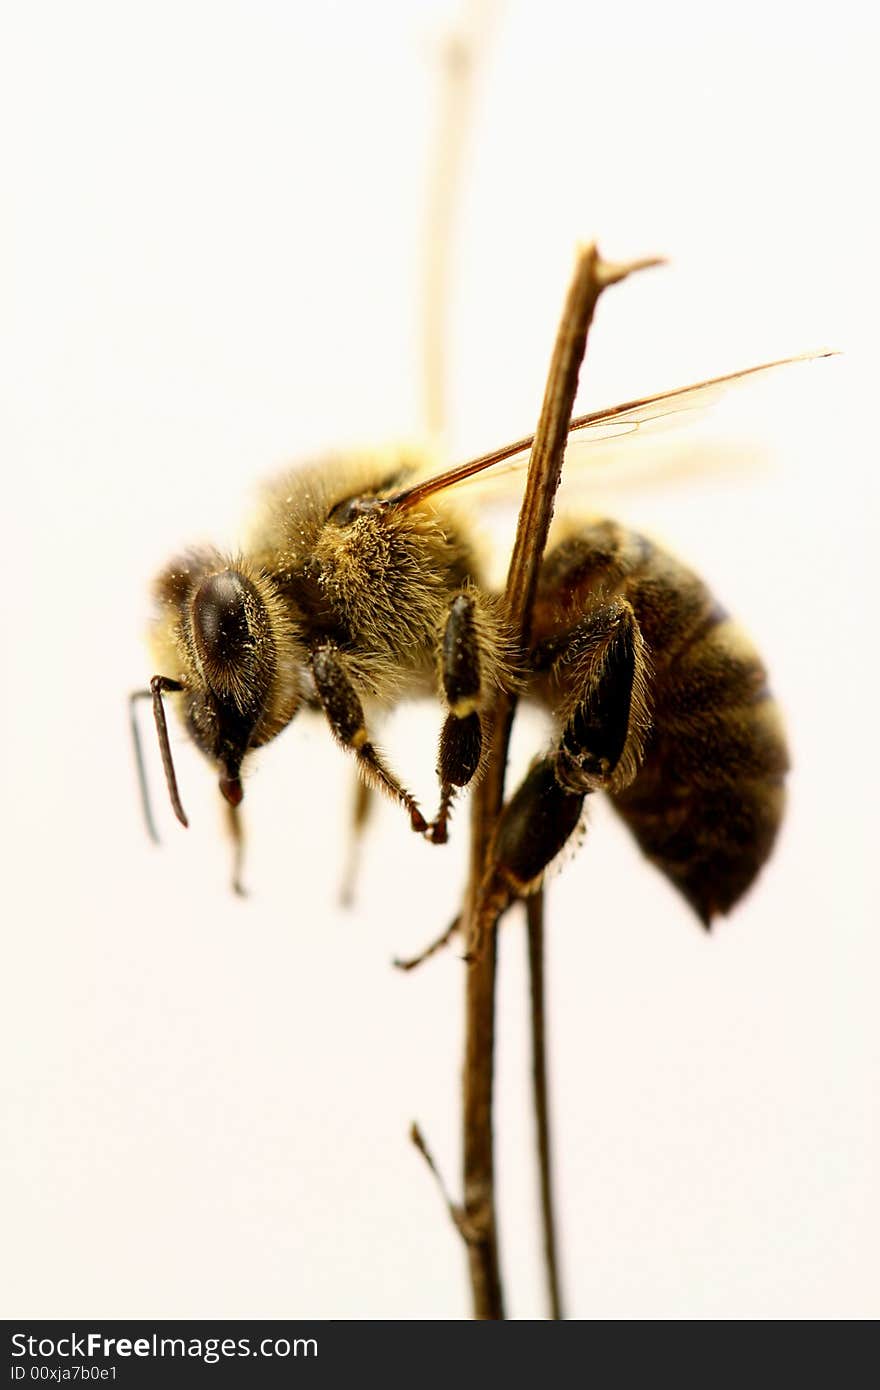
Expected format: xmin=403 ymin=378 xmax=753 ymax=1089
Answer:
xmin=494 ymin=599 xmax=648 ymax=894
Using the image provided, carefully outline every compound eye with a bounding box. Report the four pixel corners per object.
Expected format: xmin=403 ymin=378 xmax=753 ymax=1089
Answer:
xmin=192 ymin=571 xmax=252 ymax=669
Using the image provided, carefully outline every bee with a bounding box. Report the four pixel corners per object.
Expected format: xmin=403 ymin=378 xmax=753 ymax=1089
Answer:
xmin=131 ymin=354 xmax=825 ymax=926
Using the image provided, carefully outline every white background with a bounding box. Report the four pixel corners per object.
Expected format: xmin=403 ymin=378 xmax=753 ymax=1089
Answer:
xmin=2 ymin=0 xmax=876 ymax=1320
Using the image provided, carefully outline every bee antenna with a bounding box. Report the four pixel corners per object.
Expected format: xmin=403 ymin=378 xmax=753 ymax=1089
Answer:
xmin=150 ymin=676 xmax=190 ymax=829
xmin=129 ymin=677 xmax=190 ymax=837
xmin=129 ymin=688 xmax=161 ymax=843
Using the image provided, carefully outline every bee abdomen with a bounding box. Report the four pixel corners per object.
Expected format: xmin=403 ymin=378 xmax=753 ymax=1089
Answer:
xmin=611 ymin=609 xmax=789 ymax=926
xmin=532 ymin=521 xmax=789 ymax=926
xmin=611 ymin=763 xmax=787 ymax=926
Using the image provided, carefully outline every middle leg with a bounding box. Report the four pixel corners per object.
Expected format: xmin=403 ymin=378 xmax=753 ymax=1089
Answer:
xmin=429 ymin=590 xmax=514 ymax=843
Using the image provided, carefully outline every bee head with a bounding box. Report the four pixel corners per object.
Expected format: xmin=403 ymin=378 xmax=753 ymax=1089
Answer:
xmin=139 ymin=553 xmax=306 ymax=830
xmin=184 ymin=567 xmax=273 ymax=802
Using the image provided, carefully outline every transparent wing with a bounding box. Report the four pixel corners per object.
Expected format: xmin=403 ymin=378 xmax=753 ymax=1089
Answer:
xmin=383 ymin=351 xmax=837 ymax=511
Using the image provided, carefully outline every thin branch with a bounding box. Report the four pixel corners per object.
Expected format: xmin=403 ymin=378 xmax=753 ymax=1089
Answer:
xmin=410 ymin=1123 xmax=476 ymax=1238
xmin=458 ymin=245 xmax=660 ymax=1319
xmin=526 ymin=890 xmax=563 ymax=1319
xmin=393 ymin=916 xmax=460 ymax=972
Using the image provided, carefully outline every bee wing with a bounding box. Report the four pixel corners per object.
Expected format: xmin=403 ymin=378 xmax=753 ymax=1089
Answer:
xmin=384 ymin=351 xmax=837 ymax=511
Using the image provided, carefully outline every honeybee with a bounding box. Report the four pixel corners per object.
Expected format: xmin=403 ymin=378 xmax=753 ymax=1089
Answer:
xmin=132 ymin=355 xmax=823 ymax=926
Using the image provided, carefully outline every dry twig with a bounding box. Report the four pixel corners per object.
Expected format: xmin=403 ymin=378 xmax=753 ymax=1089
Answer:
xmin=457 ymin=245 xmax=662 ymax=1318
xmin=527 ymin=888 xmax=563 ymax=1319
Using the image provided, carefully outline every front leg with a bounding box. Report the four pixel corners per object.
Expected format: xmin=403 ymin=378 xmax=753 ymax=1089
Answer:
xmin=311 ymin=644 xmax=426 ymax=833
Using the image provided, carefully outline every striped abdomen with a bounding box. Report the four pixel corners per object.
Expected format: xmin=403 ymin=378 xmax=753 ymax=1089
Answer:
xmin=529 ymin=519 xmax=789 ymax=925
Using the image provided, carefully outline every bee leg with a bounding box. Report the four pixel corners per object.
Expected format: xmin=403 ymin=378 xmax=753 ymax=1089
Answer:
xmin=311 ymin=644 xmax=427 ymax=833
xmin=339 ymin=776 xmax=373 ymax=908
xmin=493 ymin=601 xmax=645 ymax=895
xmin=492 ymin=758 xmax=586 ymax=897
xmin=549 ymin=598 xmax=646 ymax=798
xmin=429 ymin=593 xmax=489 ymax=844
xmin=431 ymin=711 xmax=483 ymax=844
